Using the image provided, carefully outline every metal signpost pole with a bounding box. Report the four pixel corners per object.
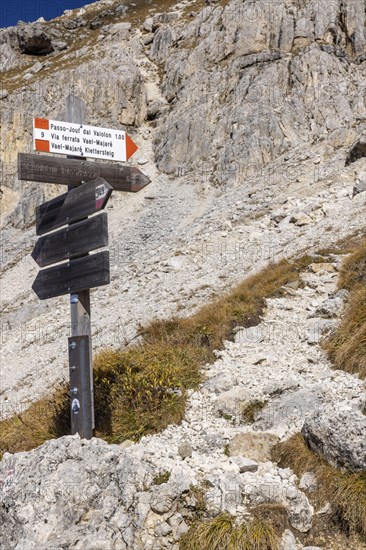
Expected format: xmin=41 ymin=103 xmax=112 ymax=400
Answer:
xmin=65 ymin=94 xmax=94 ymax=439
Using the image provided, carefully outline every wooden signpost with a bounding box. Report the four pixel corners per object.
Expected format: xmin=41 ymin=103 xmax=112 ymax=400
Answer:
xmin=18 ymin=153 xmax=150 ymax=191
xmin=20 ymin=93 xmax=150 ymax=439
xmin=35 ymin=177 xmax=112 ymax=235
xmin=32 ymin=214 xmax=108 ymax=267
xmin=32 ymin=251 xmax=110 ymax=300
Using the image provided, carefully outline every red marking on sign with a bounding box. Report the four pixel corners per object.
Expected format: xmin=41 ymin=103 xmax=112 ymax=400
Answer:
xmin=34 ymin=118 xmax=49 ymax=130
xmin=126 ymin=133 xmax=138 ymax=161
xmin=95 ymin=183 xmax=108 ymax=210
xmin=35 ymin=139 xmax=50 ymax=153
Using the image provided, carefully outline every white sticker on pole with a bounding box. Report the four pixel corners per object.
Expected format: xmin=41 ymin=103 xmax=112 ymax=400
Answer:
xmin=33 ymin=118 xmax=138 ymax=162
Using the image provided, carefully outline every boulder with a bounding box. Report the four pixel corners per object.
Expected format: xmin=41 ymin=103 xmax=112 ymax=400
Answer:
xmin=213 ymin=386 xmax=250 ymax=420
xmin=146 ymin=99 xmax=166 ymax=120
xmin=227 ymin=432 xmax=280 ymax=461
xmin=0 ymin=436 xmax=192 ymax=549
xmin=230 ymin=457 xmax=258 ymax=473
xmin=150 ymin=27 xmax=174 ymax=62
xmin=89 ymin=10 xmax=114 ymax=30
xmin=115 ymin=4 xmax=129 ymax=17
xmin=143 ymin=17 xmax=154 ymax=32
xmin=299 ymin=472 xmax=317 ymax=492
xmin=152 ymin=12 xmax=179 ymax=30
xmin=29 ymin=61 xmax=43 ymax=73
xmin=280 ymin=529 xmax=297 ymax=550
xmin=62 ymin=18 xmax=78 ymax=30
xmin=178 ymin=440 xmax=192 ymax=459
xmin=353 ymin=178 xmax=366 ymax=197
xmin=302 ymin=408 xmax=366 ymax=471
xmin=290 ymin=213 xmax=312 ymax=226
xmin=52 ymin=40 xmax=68 ymax=51
xmin=315 ymin=296 xmax=343 ymax=318
xmin=17 ymin=24 xmax=54 ymax=55
xmin=256 ymin=389 xmax=322 ymax=430
xmin=110 ymin=22 xmax=132 ymax=40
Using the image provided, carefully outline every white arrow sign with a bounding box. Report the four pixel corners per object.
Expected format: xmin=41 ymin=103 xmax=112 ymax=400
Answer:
xmin=33 ymin=118 xmax=138 ymax=162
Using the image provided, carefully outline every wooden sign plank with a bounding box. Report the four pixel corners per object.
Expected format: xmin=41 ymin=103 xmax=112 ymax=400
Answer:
xmin=18 ymin=153 xmax=150 ymax=192
xmin=31 ymin=213 xmax=108 ymax=267
xmin=32 ymin=251 xmax=110 ymax=300
xmin=36 ymin=177 xmax=112 ymax=236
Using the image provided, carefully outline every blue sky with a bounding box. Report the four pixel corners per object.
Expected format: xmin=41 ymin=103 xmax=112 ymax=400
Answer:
xmin=1 ymin=1 xmax=94 ymax=28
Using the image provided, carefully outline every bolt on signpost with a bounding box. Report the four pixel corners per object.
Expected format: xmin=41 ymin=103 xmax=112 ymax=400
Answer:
xmin=18 ymin=94 xmax=150 ymax=439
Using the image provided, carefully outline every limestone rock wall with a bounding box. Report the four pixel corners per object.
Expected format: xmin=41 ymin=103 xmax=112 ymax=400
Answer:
xmin=154 ymin=0 xmax=366 ymax=182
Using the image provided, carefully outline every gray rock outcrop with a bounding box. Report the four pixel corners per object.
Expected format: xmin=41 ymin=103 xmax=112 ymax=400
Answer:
xmin=302 ymin=408 xmax=366 ymax=471
xmin=0 ymin=436 xmax=190 ymax=550
xmin=17 ymin=24 xmax=54 ymax=55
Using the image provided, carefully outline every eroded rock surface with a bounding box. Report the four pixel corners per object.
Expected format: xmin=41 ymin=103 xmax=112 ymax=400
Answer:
xmin=302 ymin=408 xmax=366 ymax=472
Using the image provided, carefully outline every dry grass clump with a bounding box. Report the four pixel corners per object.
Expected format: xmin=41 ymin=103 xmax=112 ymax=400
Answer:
xmin=337 ymin=239 xmax=366 ymax=290
xmin=0 ymin=387 xmax=69 ymax=458
xmin=0 ymin=257 xmax=312 ymax=458
xmin=179 ymin=505 xmax=287 ymax=550
xmin=241 ymin=400 xmax=267 ymax=424
xmin=93 ymin=344 xmax=203 ymax=442
xmin=141 ymin=258 xmax=312 ymax=351
xmin=153 ymin=471 xmax=171 ymax=485
xmin=274 ymin=434 xmax=366 ymax=538
xmin=323 ymin=238 xmax=366 ymax=378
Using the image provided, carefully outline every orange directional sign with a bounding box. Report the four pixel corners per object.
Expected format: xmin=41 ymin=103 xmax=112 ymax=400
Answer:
xmin=33 ymin=117 xmax=138 ymax=162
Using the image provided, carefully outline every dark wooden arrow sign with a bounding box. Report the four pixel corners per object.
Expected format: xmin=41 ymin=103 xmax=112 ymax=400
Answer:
xmin=32 ymin=251 xmax=110 ymax=300
xmin=36 ymin=177 xmax=112 ymax=236
xmin=32 ymin=213 xmax=108 ymax=267
xmin=18 ymin=153 xmax=150 ymax=192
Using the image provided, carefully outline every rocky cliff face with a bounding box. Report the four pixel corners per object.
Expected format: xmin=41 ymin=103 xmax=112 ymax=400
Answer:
xmin=0 ymin=0 xmax=365 ymax=548
xmin=154 ymin=0 xmax=366 ymax=182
